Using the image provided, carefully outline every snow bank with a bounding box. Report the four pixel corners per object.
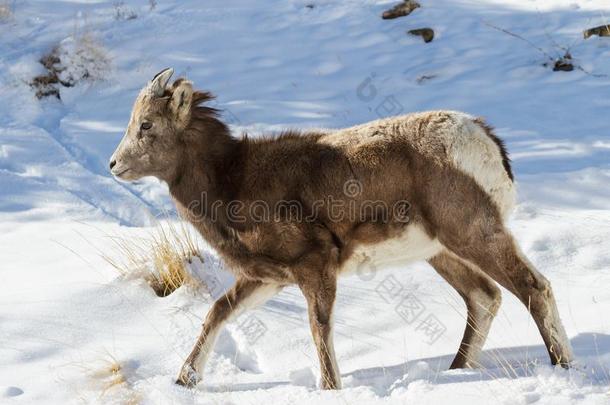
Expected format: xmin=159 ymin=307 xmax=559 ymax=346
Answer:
xmin=0 ymin=0 xmax=609 ymax=403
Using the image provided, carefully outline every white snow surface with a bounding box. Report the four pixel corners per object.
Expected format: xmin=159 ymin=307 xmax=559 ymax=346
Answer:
xmin=1 ymin=0 xmax=610 ymax=403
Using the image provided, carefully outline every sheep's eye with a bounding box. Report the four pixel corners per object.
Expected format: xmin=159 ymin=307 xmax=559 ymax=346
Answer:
xmin=141 ymin=122 xmax=152 ymax=130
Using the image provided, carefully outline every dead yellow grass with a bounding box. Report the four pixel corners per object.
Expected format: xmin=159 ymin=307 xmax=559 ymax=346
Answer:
xmin=92 ymin=354 xmax=127 ymax=392
xmin=102 ymin=219 xmax=203 ymax=297
xmin=32 ymin=18 xmax=111 ymax=99
xmin=90 ymin=353 xmax=141 ymax=404
xmin=63 ymin=350 xmax=141 ymax=404
xmin=0 ymin=1 xmax=13 ymax=20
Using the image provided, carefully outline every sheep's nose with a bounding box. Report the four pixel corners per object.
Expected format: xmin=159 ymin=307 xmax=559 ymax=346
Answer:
xmin=109 ymin=159 xmax=117 ymax=170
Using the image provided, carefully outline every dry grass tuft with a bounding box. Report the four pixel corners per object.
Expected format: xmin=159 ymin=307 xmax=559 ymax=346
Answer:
xmin=113 ymin=1 xmax=137 ymax=21
xmin=0 ymin=1 xmax=13 ymax=21
xmin=86 ymin=353 xmax=141 ymax=404
xmin=31 ymin=26 xmax=110 ymax=99
xmin=102 ymin=220 xmax=203 ymax=297
xmin=93 ymin=354 xmax=127 ymax=391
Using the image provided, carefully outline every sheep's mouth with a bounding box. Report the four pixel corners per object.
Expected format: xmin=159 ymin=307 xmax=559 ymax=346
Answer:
xmin=111 ymin=168 xmax=130 ymax=178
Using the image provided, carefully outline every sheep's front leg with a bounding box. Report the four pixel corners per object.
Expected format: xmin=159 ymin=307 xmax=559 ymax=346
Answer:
xmin=176 ymin=278 xmax=280 ymax=387
xmin=301 ymin=274 xmax=341 ymax=390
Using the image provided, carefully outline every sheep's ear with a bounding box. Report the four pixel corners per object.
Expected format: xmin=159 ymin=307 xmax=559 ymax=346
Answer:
xmin=150 ymin=68 xmax=174 ymax=97
xmin=169 ymin=79 xmax=194 ymax=129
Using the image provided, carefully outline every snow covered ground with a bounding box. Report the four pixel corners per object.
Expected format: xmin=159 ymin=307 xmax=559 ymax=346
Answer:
xmin=1 ymin=0 xmax=610 ymax=403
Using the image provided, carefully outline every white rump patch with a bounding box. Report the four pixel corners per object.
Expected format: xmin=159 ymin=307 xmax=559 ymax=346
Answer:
xmin=443 ymin=113 xmax=516 ymax=219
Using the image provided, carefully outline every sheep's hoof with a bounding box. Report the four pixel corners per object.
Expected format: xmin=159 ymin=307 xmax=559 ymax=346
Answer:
xmin=175 ymin=365 xmax=200 ymax=388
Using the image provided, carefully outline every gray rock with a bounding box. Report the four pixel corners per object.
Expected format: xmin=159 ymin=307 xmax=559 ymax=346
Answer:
xmin=382 ymin=0 xmax=420 ymax=20
xmin=408 ymin=28 xmax=435 ymax=43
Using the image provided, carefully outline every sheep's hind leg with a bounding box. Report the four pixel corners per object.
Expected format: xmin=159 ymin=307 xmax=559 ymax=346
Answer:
xmin=428 ymin=251 xmax=501 ymax=369
xmin=440 ymin=227 xmax=574 ymax=367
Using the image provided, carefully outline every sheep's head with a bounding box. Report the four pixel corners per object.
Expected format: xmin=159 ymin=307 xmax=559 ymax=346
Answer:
xmin=109 ymin=68 xmax=194 ymax=182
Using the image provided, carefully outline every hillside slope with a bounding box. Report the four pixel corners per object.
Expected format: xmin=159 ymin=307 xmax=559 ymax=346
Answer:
xmin=1 ymin=1 xmax=609 ymax=404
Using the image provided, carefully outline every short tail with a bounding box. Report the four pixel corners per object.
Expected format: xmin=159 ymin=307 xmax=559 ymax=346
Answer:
xmin=473 ymin=117 xmax=514 ymax=182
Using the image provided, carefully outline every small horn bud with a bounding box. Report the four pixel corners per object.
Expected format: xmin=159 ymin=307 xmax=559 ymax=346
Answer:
xmin=149 ymin=68 xmax=174 ymax=97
